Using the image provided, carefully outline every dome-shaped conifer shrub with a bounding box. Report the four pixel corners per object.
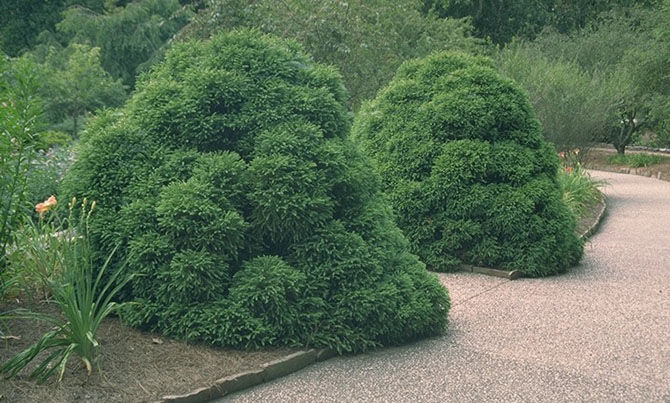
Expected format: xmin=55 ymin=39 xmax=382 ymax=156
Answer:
xmin=352 ymin=52 xmax=583 ymax=277
xmin=62 ymin=30 xmax=450 ymax=352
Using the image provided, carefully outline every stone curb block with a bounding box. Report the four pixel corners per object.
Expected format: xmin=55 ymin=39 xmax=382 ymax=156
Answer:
xmin=212 ymin=369 xmax=265 ymax=398
xmin=159 ymin=349 xmax=329 ymax=403
xmin=161 ymin=385 xmax=213 ymax=403
xmin=459 ymin=264 xmax=520 ymax=280
xmin=579 ymin=198 xmax=607 ymax=241
xmin=262 ymin=349 xmax=317 ymax=382
xmin=316 ymin=348 xmax=338 ymax=362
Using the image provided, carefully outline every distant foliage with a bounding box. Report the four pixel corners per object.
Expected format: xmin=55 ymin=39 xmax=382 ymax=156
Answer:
xmin=423 ymin=0 xmax=651 ymax=44
xmin=185 ymin=0 xmax=483 ymax=109
xmin=526 ymin=3 xmax=670 ymax=153
xmin=353 ymin=52 xmax=583 ymax=276
xmin=57 ymin=0 xmax=194 ymax=87
xmin=497 ymin=43 xmax=616 ymax=153
xmin=37 ymin=44 xmax=126 ymax=138
xmin=606 ymin=153 xmax=668 ymax=167
xmin=62 ymin=30 xmax=450 ymax=352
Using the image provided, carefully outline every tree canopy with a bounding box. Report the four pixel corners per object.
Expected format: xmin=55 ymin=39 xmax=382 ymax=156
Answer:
xmin=185 ymin=0 xmax=484 ymax=108
xmin=423 ymin=0 xmax=653 ymax=44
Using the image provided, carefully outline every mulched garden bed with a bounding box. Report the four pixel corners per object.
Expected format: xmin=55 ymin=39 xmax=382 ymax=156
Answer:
xmin=0 ymin=301 xmax=294 ymax=403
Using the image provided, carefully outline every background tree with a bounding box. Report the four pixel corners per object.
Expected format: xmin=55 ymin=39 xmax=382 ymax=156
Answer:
xmin=185 ymin=0 xmax=484 ymax=109
xmin=499 ymin=1 xmax=669 ymax=153
xmin=625 ymin=0 xmax=670 ymax=145
xmin=0 ymin=0 xmax=113 ymax=57
xmin=423 ymin=0 xmax=652 ymax=45
xmin=38 ymin=44 xmax=126 ymax=138
xmin=0 ymin=0 xmax=67 ymax=57
xmin=57 ymin=0 xmax=194 ymax=87
xmin=497 ymin=43 xmax=617 ymax=153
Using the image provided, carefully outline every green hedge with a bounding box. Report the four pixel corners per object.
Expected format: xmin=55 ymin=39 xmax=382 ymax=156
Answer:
xmin=62 ymin=30 xmax=450 ymax=352
xmin=353 ymin=52 xmax=583 ymax=276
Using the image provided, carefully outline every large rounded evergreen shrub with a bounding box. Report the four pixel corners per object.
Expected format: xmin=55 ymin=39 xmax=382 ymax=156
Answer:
xmin=352 ymin=52 xmax=583 ymax=277
xmin=62 ymin=30 xmax=449 ymax=352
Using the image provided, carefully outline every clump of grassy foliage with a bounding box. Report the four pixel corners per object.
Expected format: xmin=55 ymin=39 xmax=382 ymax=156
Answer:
xmin=606 ymin=153 xmax=668 ymax=167
xmin=557 ymin=164 xmax=605 ymax=220
xmin=1 ymin=198 xmax=130 ymax=383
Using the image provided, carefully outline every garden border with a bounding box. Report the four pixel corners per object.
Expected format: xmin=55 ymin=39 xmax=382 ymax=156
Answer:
xmin=577 ymin=197 xmax=607 ymax=240
xmin=158 ymin=348 xmax=337 ymax=403
xmin=586 ymin=164 xmax=670 ymax=182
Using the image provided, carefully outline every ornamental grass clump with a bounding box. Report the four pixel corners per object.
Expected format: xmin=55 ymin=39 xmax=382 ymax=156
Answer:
xmin=353 ymin=52 xmax=583 ymax=277
xmin=62 ymin=30 xmax=450 ymax=352
xmin=1 ymin=198 xmax=130 ymax=383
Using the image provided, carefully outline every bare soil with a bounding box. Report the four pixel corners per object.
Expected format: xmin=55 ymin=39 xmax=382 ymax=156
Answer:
xmin=0 ymin=301 xmax=294 ymax=403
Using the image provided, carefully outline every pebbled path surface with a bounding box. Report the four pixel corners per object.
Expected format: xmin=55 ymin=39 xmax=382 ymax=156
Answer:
xmin=217 ymin=171 xmax=670 ymax=403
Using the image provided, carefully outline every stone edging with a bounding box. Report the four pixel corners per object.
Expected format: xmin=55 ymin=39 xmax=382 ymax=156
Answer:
xmin=459 ymin=264 xmax=520 ymax=280
xmin=578 ymin=197 xmax=607 ymax=240
xmin=587 ymin=164 xmax=670 ymax=182
xmin=158 ymin=349 xmax=338 ymax=403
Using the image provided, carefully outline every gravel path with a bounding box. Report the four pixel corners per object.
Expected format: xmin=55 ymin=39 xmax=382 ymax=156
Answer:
xmin=217 ymin=171 xmax=670 ymax=403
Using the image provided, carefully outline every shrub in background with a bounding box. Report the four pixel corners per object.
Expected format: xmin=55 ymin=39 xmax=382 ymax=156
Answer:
xmin=353 ymin=52 xmax=583 ymax=277
xmin=62 ymin=30 xmax=450 ymax=352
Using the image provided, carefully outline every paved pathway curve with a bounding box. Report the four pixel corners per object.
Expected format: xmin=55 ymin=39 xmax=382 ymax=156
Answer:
xmin=218 ymin=171 xmax=670 ymax=403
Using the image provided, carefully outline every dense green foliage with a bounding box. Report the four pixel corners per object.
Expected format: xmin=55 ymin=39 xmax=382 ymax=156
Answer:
xmin=520 ymin=2 xmax=670 ymax=152
xmin=62 ymin=30 xmax=450 ymax=352
xmin=353 ymin=52 xmax=583 ymax=276
xmin=424 ymin=0 xmax=652 ymax=44
xmin=37 ymin=44 xmax=126 ymax=137
xmin=186 ymin=0 xmax=483 ymax=109
xmin=0 ymin=1 xmax=111 ymax=57
xmin=0 ymin=57 xmax=42 ymax=270
xmin=56 ymin=0 xmax=194 ymax=87
xmin=0 ymin=0 xmax=67 ymax=57
xmin=497 ymin=44 xmax=616 ymax=152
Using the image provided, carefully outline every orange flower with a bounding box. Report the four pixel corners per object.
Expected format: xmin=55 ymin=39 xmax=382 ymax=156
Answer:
xmin=35 ymin=195 xmax=57 ymax=216
xmin=566 ymin=166 xmax=574 ymax=174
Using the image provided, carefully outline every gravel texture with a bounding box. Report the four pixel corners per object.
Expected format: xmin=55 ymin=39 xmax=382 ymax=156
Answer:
xmin=216 ymin=171 xmax=670 ymax=403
